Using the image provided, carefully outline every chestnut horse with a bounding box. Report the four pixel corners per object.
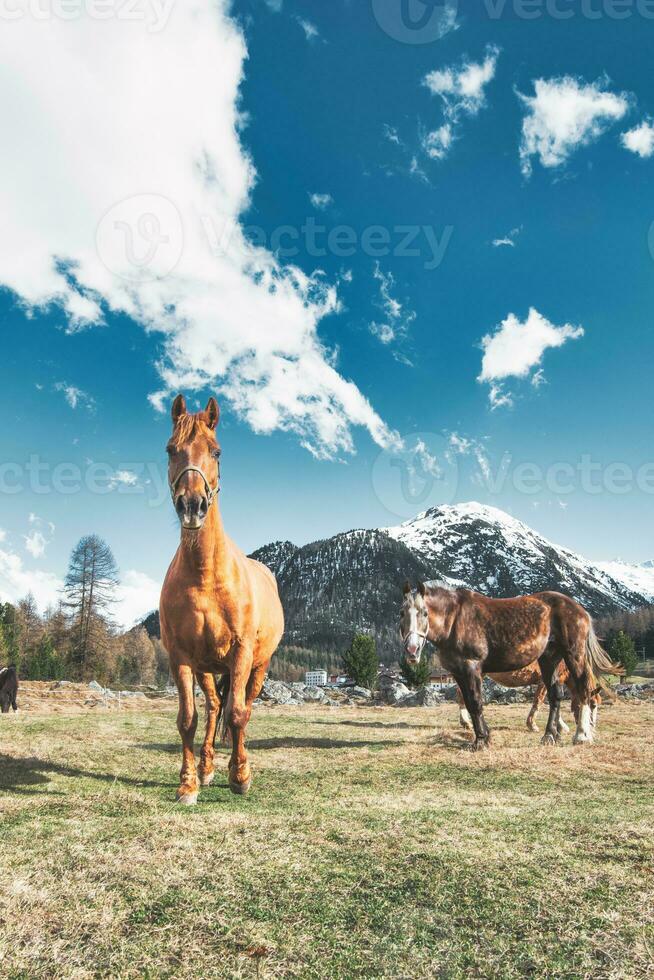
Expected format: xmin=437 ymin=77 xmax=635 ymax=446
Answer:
xmin=455 ymin=662 xmax=612 ymax=734
xmin=160 ymin=395 xmax=284 ymax=803
xmin=400 ymin=582 xmax=618 ymax=750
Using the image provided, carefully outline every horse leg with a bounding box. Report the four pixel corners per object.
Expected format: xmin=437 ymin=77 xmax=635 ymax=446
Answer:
xmin=455 ymin=662 xmax=490 ymax=752
xmin=196 ymin=672 xmax=222 ymax=787
xmin=227 ymin=647 xmax=255 ymax=795
xmin=538 ymin=655 xmax=565 ymax=746
xmin=526 ymin=682 xmax=547 ymax=732
xmin=561 ymin=625 xmax=596 ymax=745
xmin=173 ymin=663 xmax=199 ymax=805
xmin=456 ymin=685 xmax=473 ymax=730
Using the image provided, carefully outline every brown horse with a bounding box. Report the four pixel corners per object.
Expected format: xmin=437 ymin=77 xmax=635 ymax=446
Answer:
xmin=455 ymin=662 xmax=610 ymax=734
xmin=160 ymin=395 xmax=284 ymax=803
xmin=400 ymin=582 xmax=618 ymax=750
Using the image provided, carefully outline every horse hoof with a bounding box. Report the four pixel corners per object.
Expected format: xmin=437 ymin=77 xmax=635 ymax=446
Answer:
xmin=468 ymin=740 xmax=489 ymax=753
xmin=199 ymin=771 xmax=215 ymax=787
xmin=572 ymin=733 xmax=593 ymax=745
xmin=541 ymin=733 xmax=559 ymax=747
xmin=527 ymin=722 xmax=539 ymax=733
xmin=176 ymin=790 xmax=199 ymax=806
xmin=229 ymin=777 xmax=252 ymax=796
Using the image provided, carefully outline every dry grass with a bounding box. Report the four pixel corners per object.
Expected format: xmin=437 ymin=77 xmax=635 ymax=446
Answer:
xmin=1 ymin=699 xmax=653 ymax=979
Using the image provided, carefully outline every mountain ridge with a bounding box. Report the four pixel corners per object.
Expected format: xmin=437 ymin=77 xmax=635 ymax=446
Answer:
xmin=250 ymin=502 xmax=653 ymax=661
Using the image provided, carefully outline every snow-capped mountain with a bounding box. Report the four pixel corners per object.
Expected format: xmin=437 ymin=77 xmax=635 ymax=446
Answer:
xmin=386 ymin=503 xmax=651 ymax=613
xmin=251 ymin=502 xmax=653 ymax=661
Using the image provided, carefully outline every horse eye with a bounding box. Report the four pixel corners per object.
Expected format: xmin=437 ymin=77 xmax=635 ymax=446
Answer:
xmin=212 ymin=449 xmax=221 ymax=459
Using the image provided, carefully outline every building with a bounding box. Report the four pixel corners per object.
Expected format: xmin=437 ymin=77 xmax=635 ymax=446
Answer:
xmin=429 ymin=666 xmax=454 ymax=688
xmin=305 ymin=670 xmax=328 ymax=687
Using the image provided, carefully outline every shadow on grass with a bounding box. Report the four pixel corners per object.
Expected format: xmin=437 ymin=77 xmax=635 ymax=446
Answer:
xmin=140 ymin=737 xmax=401 ymax=753
xmin=310 ymin=719 xmax=436 ymax=731
xmin=0 ymin=753 xmax=173 ymax=794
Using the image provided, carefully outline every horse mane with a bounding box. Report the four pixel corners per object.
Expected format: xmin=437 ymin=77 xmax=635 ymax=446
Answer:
xmin=169 ymin=413 xmax=212 ymax=449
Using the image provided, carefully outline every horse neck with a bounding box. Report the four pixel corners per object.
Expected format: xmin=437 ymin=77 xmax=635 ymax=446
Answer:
xmin=179 ymin=501 xmax=230 ymax=581
xmin=427 ymin=591 xmax=457 ymax=645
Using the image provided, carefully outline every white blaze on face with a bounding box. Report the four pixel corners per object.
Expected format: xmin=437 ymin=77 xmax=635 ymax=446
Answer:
xmin=404 ymin=604 xmax=423 ymax=659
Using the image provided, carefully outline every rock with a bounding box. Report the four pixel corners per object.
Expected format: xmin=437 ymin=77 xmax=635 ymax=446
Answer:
xmin=348 ymin=686 xmax=372 ymax=699
xmin=380 ymin=681 xmax=411 ymax=705
xmin=398 ymin=686 xmax=443 ymax=708
xmin=482 ymin=678 xmax=530 ymax=704
xmin=52 ymin=680 xmax=74 ymax=689
xmin=439 ymin=684 xmax=460 ymax=702
xmin=259 ymin=679 xmax=295 ymax=705
xmin=88 ymin=680 xmax=105 ymax=693
xmin=616 ymin=683 xmax=654 ymax=700
xmin=302 ymin=686 xmax=327 ymax=702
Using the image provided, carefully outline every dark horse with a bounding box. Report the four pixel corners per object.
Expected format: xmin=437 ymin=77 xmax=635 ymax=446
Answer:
xmin=400 ymin=582 xmax=618 ymax=750
xmin=0 ymin=665 xmax=18 ymax=713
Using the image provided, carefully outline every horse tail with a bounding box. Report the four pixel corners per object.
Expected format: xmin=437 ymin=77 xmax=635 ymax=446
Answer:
xmin=586 ymin=623 xmax=625 ymax=678
xmin=215 ymin=672 xmax=231 ymax=743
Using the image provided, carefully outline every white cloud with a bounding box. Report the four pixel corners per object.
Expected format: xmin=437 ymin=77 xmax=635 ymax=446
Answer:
xmin=297 ymin=18 xmax=319 ymax=41
xmin=24 ymin=531 xmax=47 ymax=559
xmin=369 ymin=263 xmax=415 ymax=349
xmin=309 ymin=192 xmax=333 ymax=211
xmin=0 ymin=548 xmax=62 ymax=612
xmin=54 ymin=382 xmax=95 ymax=411
xmin=621 ymin=120 xmax=654 ymax=158
xmin=0 ymin=2 xmax=397 ymax=462
xmin=383 ymin=125 xmax=402 ymax=146
xmin=492 ymin=226 xmax=521 ymax=248
xmin=518 ymin=76 xmax=630 ymax=177
xmin=423 ymin=124 xmax=453 ymax=161
xmin=0 ymin=528 xmax=6 ymax=543
xmin=115 ymin=570 xmax=161 ymax=631
xmin=423 ymin=45 xmax=499 ymax=160
xmin=23 ymin=514 xmax=55 ymax=558
xmin=478 ymin=308 xmax=584 ymax=409
xmin=446 ymin=432 xmax=491 ymax=484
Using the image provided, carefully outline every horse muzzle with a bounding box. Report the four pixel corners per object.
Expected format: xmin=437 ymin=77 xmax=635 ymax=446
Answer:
xmin=403 ymin=633 xmax=425 ymax=663
xmin=175 ymin=491 xmax=209 ymax=530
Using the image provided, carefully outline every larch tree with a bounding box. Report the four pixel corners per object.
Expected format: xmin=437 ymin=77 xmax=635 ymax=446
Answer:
xmin=63 ymin=535 xmax=119 ymax=678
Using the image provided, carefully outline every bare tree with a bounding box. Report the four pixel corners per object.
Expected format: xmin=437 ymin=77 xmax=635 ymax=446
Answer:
xmin=63 ymin=535 xmax=118 ymax=676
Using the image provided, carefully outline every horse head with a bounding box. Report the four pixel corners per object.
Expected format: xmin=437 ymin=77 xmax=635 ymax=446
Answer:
xmin=399 ymin=581 xmax=430 ymax=664
xmin=167 ymin=393 xmax=221 ymax=531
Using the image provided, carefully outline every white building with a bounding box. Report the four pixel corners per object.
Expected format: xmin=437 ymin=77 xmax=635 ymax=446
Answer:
xmin=305 ymin=670 xmax=328 ymax=687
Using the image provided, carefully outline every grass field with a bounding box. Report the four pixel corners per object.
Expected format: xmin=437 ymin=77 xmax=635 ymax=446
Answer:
xmin=1 ymin=700 xmax=653 ymax=979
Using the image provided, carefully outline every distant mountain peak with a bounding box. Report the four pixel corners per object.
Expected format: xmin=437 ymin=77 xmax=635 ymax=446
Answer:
xmin=250 ymin=502 xmax=653 ymax=662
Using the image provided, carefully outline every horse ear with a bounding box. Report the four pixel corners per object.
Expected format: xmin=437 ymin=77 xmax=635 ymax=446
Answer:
xmin=403 ymin=580 xmax=411 ymax=596
xmin=418 ymin=581 xmax=427 ymax=597
xmin=171 ymin=394 xmax=187 ymax=425
xmin=205 ymin=397 xmax=220 ymax=430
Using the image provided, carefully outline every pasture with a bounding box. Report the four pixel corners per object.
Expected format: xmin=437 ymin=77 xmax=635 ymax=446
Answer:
xmin=1 ymin=701 xmax=653 ymax=979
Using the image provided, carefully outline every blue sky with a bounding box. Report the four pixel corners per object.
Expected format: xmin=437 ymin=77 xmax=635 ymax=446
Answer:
xmin=0 ymin=0 xmax=653 ymax=624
